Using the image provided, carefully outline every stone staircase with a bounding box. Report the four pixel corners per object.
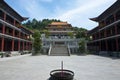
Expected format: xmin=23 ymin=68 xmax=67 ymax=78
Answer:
xmin=50 ymin=45 xmax=69 ymax=56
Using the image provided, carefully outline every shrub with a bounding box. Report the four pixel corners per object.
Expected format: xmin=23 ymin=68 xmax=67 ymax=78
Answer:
xmin=79 ymin=39 xmax=85 ymax=54
xmin=32 ymin=30 xmax=42 ymax=55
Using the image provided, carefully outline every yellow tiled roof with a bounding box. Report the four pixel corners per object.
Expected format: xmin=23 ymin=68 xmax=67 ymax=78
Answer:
xmin=49 ymin=22 xmax=70 ymax=25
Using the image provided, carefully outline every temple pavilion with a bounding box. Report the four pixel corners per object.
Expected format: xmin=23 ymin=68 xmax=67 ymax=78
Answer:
xmin=87 ymin=0 xmax=120 ymax=57
xmin=0 ymin=0 xmax=33 ymax=55
xmin=42 ymin=22 xmax=80 ymax=56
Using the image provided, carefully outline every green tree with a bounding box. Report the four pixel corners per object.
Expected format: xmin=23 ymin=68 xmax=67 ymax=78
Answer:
xmin=23 ymin=18 xmax=62 ymax=30
xmin=75 ymin=28 xmax=88 ymax=39
xmin=43 ymin=29 xmax=49 ymax=38
xmin=67 ymin=32 xmax=74 ymax=38
xmin=32 ymin=30 xmax=41 ymax=55
xmin=79 ymin=39 xmax=86 ymax=54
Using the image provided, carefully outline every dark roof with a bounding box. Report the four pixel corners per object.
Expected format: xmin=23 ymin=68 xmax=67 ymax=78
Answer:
xmin=89 ymin=17 xmax=98 ymax=22
xmin=87 ymin=26 xmax=99 ymax=35
xmin=0 ymin=0 xmax=28 ymax=22
xmin=19 ymin=26 xmax=34 ymax=34
xmin=90 ymin=0 xmax=120 ymax=22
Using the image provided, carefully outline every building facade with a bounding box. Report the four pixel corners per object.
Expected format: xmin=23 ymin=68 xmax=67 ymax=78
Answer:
xmin=42 ymin=22 xmax=79 ymax=55
xmin=46 ymin=22 xmax=73 ymax=39
xmin=87 ymin=0 xmax=120 ymax=57
xmin=0 ymin=0 xmax=33 ymax=55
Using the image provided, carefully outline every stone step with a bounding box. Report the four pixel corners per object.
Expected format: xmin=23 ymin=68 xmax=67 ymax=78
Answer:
xmin=50 ymin=45 xmax=69 ymax=56
xmin=50 ymin=54 xmax=69 ymax=56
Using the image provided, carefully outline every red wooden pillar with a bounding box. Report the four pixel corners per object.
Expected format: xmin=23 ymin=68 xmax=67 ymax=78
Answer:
xmin=19 ymin=32 xmax=21 ymax=38
xmin=104 ymin=20 xmax=108 ymax=51
xmin=114 ymin=14 xmax=116 ymax=22
xmin=29 ymin=42 xmax=30 ymax=50
xmin=111 ymin=39 xmax=114 ymax=52
xmin=13 ymin=19 xmax=16 ymax=26
xmin=99 ymin=31 xmax=101 ymax=39
xmin=99 ymin=41 xmax=101 ymax=51
xmin=2 ymin=18 xmax=5 ymax=51
xmin=25 ymin=34 xmax=27 ymax=39
xmin=2 ymin=13 xmax=5 ymax=34
xmin=25 ymin=42 xmax=27 ymax=50
xmin=29 ymin=42 xmax=31 ymax=50
xmin=105 ymin=40 xmax=108 ymax=51
xmin=26 ymin=42 xmax=28 ymax=50
xmin=104 ymin=30 xmax=106 ymax=38
xmin=13 ymin=29 xmax=15 ymax=37
xmin=12 ymin=39 xmax=14 ymax=51
xmin=114 ymin=14 xmax=118 ymax=51
xmin=2 ymin=13 xmax=6 ymax=46
xmin=104 ymin=20 xmax=107 ymax=37
xmin=99 ymin=31 xmax=101 ymax=51
xmin=1 ymin=37 xmax=4 ymax=51
xmin=2 ymin=25 xmax=5 ymax=34
xmin=115 ymin=25 xmax=118 ymax=35
xmin=116 ymin=38 xmax=119 ymax=51
xmin=28 ymin=42 xmax=29 ymax=50
xmin=114 ymin=14 xmax=118 ymax=35
xmin=31 ymin=42 xmax=32 ymax=50
xmin=104 ymin=20 xmax=106 ymax=26
xmin=18 ymin=40 xmax=20 ymax=51
xmin=4 ymin=13 xmax=6 ymax=21
xmin=23 ymin=41 xmax=24 ymax=51
xmin=11 ymin=28 xmax=15 ymax=51
xmin=24 ymin=34 xmax=26 ymax=39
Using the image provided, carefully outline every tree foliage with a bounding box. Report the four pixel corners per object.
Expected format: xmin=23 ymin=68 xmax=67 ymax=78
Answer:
xmin=79 ymin=39 xmax=86 ymax=53
xmin=23 ymin=18 xmax=61 ymax=30
xmin=74 ymin=27 xmax=88 ymax=39
xmin=32 ymin=30 xmax=41 ymax=55
xmin=67 ymin=32 xmax=74 ymax=38
xmin=42 ymin=29 xmax=49 ymax=38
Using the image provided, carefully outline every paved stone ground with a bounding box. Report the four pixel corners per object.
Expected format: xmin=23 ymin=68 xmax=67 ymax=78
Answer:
xmin=0 ymin=54 xmax=120 ymax=80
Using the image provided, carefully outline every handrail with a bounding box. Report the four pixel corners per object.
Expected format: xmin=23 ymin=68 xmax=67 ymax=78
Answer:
xmin=44 ymin=38 xmax=80 ymax=42
xmin=0 ymin=19 xmax=27 ymax=35
xmin=0 ymin=33 xmax=31 ymax=42
xmin=48 ymin=44 xmax=52 ymax=56
xmin=0 ymin=19 xmax=21 ymax=31
xmin=67 ymin=45 xmax=71 ymax=56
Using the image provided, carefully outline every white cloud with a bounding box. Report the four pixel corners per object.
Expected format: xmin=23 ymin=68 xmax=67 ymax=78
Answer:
xmin=54 ymin=0 xmax=116 ymax=29
xmin=17 ymin=0 xmax=116 ymax=30
xmin=18 ymin=0 xmax=50 ymax=19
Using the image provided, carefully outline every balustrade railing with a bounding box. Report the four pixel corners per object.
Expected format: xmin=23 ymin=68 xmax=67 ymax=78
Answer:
xmin=0 ymin=18 xmax=21 ymax=31
xmin=6 ymin=20 xmax=14 ymax=26
xmin=67 ymin=45 xmax=71 ymax=56
xmin=43 ymin=38 xmax=80 ymax=42
xmin=48 ymin=44 xmax=52 ymax=56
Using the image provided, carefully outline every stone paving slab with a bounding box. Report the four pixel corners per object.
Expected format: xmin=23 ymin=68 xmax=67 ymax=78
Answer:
xmin=0 ymin=54 xmax=31 ymax=61
xmin=0 ymin=55 xmax=120 ymax=80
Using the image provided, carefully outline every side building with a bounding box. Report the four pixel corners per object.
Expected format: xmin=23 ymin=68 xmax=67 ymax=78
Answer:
xmin=42 ymin=22 xmax=79 ymax=55
xmin=87 ymin=0 xmax=120 ymax=57
xmin=0 ymin=0 xmax=33 ymax=55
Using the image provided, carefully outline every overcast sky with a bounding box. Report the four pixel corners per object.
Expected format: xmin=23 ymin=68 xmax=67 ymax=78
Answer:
xmin=5 ymin=0 xmax=116 ymax=30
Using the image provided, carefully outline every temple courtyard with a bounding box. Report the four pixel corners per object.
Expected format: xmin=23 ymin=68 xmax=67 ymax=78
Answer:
xmin=0 ymin=54 xmax=120 ymax=80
